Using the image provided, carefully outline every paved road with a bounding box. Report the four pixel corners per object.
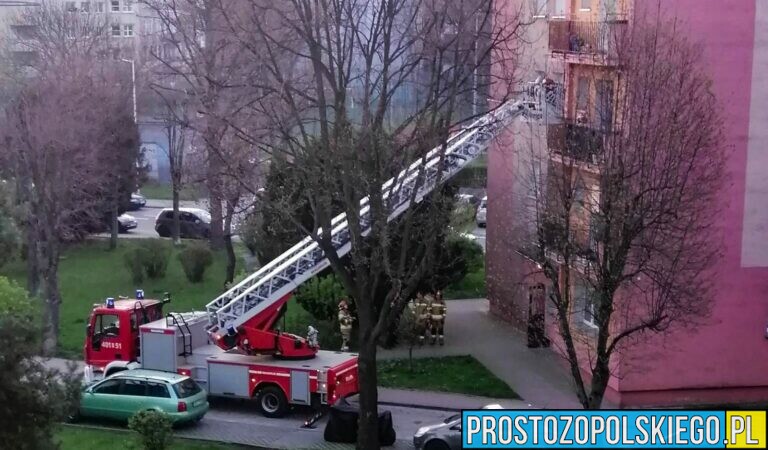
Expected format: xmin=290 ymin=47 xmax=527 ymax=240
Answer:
xmin=470 ymin=226 xmax=486 ymax=252
xmin=76 ymin=399 xmax=449 ymax=449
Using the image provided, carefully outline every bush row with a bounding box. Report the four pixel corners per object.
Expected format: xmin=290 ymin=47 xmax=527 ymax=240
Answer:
xmin=123 ymin=240 xmax=214 ymax=284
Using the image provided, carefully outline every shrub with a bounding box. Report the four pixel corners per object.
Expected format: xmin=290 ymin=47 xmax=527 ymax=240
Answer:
xmin=140 ymin=240 xmax=171 ymax=279
xmin=128 ymin=410 xmax=173 ymax=450
xmin=294 ymin=274 xmax=347 ymax=322
xmin=178 ymin=243 xmax=213 ymax=283
xmin=123 ymin=247 xmax=145 ymax=284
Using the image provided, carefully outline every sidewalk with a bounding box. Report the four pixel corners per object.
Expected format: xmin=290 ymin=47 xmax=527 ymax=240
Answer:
xmin=377 ymin=388 xmax=530 ymax=410
xmin=378 ymin=298 xmax=583 ymax=409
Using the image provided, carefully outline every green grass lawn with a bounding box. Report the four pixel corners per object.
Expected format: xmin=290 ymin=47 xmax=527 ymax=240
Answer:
xmin=378 ymin=355 xmax=518 ymax=399
xmin=444 ymin=263 xmax=486 ymax=299
xmin=0 ymin=239 xmax=314 ymax=357
xmin=138 ymin=180 xmax=203 ymax=201
xmin=57 ymin=426 xmax=247 ymax=450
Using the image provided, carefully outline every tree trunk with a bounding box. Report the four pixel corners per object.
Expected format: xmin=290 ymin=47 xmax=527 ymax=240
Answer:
xmin=356 ymin=338 xmax=380 ymax=450
xmin=172 ymin=187 xmax=181 ymax=245
xmin=223 ymin=200 xmax=236 ymax=284
xmin=26 ymin=229 xmax=40 ymax=297
xmin=408 ymin=346 xmax=413 ymax=373
xmin=109 ymin=203 xmax=118 ymax=250
xmin=41 ymin=254 xmax=61 ymax=356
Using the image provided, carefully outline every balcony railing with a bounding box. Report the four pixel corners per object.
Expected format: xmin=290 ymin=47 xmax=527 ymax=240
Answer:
xmin=548 ymin=19 xmax=627 ymax=59
xmin=547 ymin=122 xmax=605 ymax=165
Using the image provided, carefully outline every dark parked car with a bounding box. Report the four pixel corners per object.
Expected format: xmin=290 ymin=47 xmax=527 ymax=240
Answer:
xmin=118 ymin=213 xmax=138 ymax=233
xmin=155 ymin=208 xmax=211 ymax=239
xmin=129 ymin=193 xmax=147 ymax=211
xmin=324 ymin=397 xmax=396 ymax=445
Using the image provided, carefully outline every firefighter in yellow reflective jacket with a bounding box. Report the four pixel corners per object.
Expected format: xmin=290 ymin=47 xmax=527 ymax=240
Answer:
xmin=430 ymin=290 xmax=447 ymax=345
xmin=338 ymin=299 xmax=353 ymax=351
xmin=414 ymin=292 xmax=430 ymax=345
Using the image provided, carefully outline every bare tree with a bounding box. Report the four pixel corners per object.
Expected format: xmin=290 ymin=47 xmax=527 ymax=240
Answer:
xmin=0 ymin=3 xmax=140 ymax=353
xmin=220 ymin=1 xmax=522 ymax=447
xmin=520 ymin=13 xmax=726 ymax=409
xmin=141 ymin=0 xmax=252 ymax=250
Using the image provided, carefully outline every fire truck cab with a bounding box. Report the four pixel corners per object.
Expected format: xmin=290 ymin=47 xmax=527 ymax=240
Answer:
xmin=83 ymin=293 xmax=165 ymax=378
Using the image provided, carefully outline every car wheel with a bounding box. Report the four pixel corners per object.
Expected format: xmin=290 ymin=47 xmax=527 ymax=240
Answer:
xmin=157 ymin=226 xmax=170 ymax=238
xmin=424 ymin=439 xmax=451 ymax=450
xmin=256 ymin=386 xmax=288 ymax=418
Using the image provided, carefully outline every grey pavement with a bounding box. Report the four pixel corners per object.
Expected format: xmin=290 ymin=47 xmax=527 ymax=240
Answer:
xmin=378 ymin=299 xmax=582 ymax=409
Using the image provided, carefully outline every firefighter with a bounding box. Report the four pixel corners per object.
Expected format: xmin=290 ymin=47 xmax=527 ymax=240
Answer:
xmin=414 ymin=292 xmax=430 ymax=345
xmin=338 ymin=299 xmax=353 ymax=351
xmin=429 ymin=291 xmax=446 ymax=345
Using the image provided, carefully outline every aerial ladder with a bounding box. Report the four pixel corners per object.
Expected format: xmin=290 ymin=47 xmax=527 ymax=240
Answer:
xmin=205 ymin=84 xmax=549 ymax=359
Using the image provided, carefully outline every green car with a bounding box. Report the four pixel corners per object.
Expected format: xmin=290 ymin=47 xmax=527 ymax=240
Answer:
xmin=80 ymin=369 xmax=209 ymax=424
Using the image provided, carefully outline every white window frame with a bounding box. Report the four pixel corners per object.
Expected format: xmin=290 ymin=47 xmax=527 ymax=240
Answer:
xmin=110 ymin=0 xmax=120 ymax=12
xmin=580 ymin=0 xmax=591 ymax=11
xmin=576 ymin=279 xmax=598 ymax=328
xmin=531 ymin=0 xmax=547 ymax=18
xmin=122 ymin=0 xmax=132 ymax=12
xmin=123 ymin=24 xmax=134 ymax=37
xmin=94 ymin=2 xmax=104 ymax=13
xmin=110 ymin=23 xmax=121 ymax=37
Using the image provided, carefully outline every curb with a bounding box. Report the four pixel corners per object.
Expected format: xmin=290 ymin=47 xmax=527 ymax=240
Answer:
xmin=378 ymin=400 xmax=457 ymax=412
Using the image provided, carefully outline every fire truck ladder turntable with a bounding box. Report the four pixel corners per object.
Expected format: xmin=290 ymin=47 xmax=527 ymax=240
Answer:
xmin=205 ymin=91 xmax=546 ymax=358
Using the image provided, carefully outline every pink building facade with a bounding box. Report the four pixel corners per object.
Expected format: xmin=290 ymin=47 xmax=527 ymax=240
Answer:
xmin=487 ymin=0 xmax=768 ymax=406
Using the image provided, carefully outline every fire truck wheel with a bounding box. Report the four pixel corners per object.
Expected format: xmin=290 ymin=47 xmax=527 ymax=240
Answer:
xmin=257 ymin=385 xmax=288 ymax=418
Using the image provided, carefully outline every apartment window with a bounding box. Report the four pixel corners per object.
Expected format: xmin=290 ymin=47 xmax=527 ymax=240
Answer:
xmin=111 ymin=23 xmax=121 ymax=36
xmin=553 ymin=0 xmax=566 ymax=17
xmin=575 ymin=279 xmax=598 ymax=328
xmin=80 ymin=2 xmax=89 ymax=12
xmin=93 ymin=1 xmax=103 ymax=12
xmin=65 ymin=1 xmax=77 ymax=11
xmin=595 ymin=79 xmax=613 ymax=131
xmin=580 ymin=0 xmax=591 ymax=10
xmin=576 ymin=76 xmax=590 ymax=119
xmin=531 ymin=0 xmax=547 ymax=17
xmin=122 ymin=0 xmax=132 ymax=12
xmin=111 ymin=0 xmax=120 ymax=12
xmin=123 ymin=24 xmax=134 ymax=37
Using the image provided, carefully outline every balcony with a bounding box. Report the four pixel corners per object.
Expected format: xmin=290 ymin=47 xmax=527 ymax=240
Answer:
xmin=548 ymin=18 xmax=627 ymax=64
xmin=547 ymin=121 xmax=605 ymax=167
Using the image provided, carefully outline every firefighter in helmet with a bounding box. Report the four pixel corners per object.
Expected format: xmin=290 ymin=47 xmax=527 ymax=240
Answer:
xmin=414 ymin=292 xmax=430 ymax=345
xmin=430 ymin=290 xmax=447 ymax=345
xmin=338 ymin=299 xmax=353 ymax=351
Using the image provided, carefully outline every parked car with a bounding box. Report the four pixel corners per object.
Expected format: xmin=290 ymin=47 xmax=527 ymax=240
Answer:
xmin=155 ymin=207 xmax=211 ymax=239
xmin=78 ymin=369 xmax=209 ymax=424
xmin=118 ymin=213 xmax=138 ymax=233
xmin=129 ymin=193 xmax=147 ymax=211
xmin=475 ymin=196 xmax=487 ymax=227
xmin=414 ymin=404 xmax=503 ymax=450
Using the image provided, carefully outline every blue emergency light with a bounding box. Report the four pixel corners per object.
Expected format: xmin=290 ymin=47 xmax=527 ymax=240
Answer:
xmin=106 ymin=297 xmax=115 ymax=308
xmin=136 ymin=289 xmax=144 ymax=300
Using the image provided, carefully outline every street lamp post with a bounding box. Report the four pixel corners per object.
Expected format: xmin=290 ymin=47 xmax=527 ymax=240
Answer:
xmin=121 ymin=58 xmax=137 ymax=123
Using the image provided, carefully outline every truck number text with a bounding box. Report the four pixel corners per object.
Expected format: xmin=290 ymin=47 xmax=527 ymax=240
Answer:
xmin=102 ymin=341 xmax=122 ymax=350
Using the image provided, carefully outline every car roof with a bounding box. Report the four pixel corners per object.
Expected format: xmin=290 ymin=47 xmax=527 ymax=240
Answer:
xmin=160 ymin=207 xmax=206 ymax=214
xmin=111 ymin=369 xmax=187 ymax=383
xmin=95 ymin=299 xmax=162 ymax=311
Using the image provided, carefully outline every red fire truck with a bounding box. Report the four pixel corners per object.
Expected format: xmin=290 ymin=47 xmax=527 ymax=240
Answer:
xmin=82 ymin=93 xmax=540 ymax=418
xmin=84 ymin=293 xmax=358 ymax=417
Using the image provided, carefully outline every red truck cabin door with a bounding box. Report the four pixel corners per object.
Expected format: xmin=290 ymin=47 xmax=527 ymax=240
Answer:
xmin=86 ymin=310 xmax=131 ymax=367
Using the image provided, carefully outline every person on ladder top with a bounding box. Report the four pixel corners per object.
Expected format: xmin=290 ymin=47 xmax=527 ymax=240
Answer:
xmin=338 ymin=299 xmax=353 ymax=351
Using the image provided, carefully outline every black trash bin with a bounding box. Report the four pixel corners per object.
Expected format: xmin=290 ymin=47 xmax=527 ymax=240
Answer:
xmin=324 ymin=397 xmax=397 ymax=446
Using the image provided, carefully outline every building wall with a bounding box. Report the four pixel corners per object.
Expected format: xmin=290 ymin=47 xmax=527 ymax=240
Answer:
xmin=614 ymin=0 xmax=768 ymax=405
xmin=488 ymin=0 xmax=768 ymax=406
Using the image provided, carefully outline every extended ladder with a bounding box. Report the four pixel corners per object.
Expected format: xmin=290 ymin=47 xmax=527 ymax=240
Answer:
xmin=205 ymin=93 xmax=543 ymax=338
